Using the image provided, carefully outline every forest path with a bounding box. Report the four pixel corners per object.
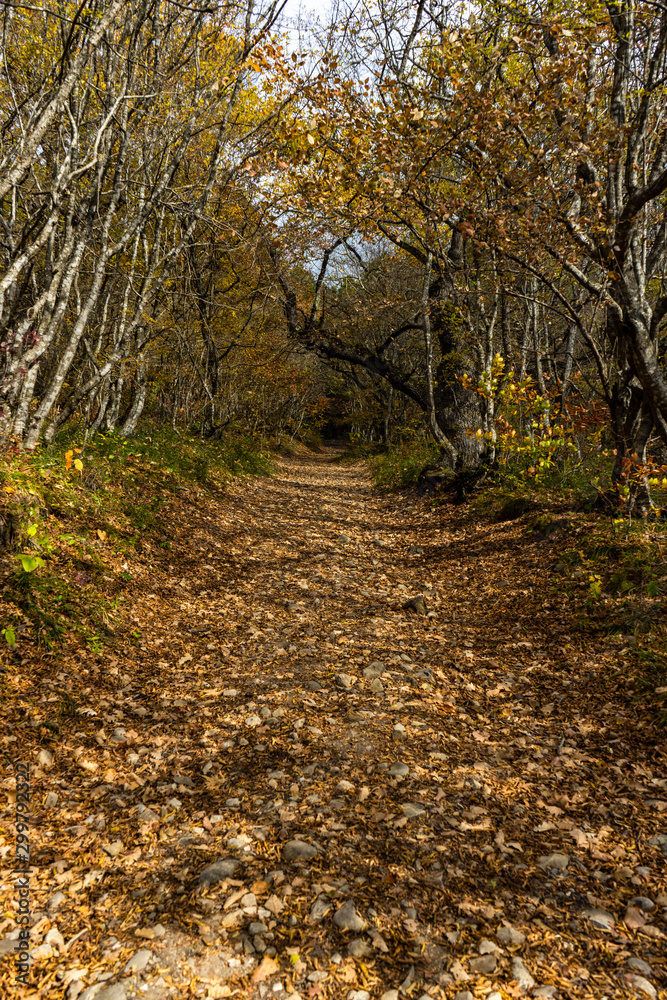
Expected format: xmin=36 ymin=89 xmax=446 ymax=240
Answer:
xmin=14 ymin=451 xmax=666 ymax=1000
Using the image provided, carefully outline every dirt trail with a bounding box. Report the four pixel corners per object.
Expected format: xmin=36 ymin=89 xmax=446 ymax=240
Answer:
xmin=5 ymin=452 xmax=666 ymax=1000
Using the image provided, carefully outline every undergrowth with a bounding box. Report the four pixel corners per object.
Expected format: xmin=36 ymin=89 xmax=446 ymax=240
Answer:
xmin=365 ymin=437 xmax=667 ymax=721
xmin=0 ymin=427 xmax=269 ymax=653
xmin=369 ymin=440 xmax=440 ymax=487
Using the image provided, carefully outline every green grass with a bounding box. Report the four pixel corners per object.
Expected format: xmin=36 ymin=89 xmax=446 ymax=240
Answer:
xmin=0 ymin=426 xmax=271 ymax=651
xmin=54 ymin=425 xmax=273 ymax=484
xmin=369 ymin=440 xmax=441 ymax=488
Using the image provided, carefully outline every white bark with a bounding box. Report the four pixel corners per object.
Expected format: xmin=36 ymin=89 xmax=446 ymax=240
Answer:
xmin=0 ymin=0 xmax=125 ymax=202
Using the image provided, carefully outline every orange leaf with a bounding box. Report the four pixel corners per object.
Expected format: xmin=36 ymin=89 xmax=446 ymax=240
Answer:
xmin=250 ymin=956 xmax=280 ymax=984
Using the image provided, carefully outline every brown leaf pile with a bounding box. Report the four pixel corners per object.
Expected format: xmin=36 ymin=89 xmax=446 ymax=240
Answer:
xmin=1 ymin=452 xmax=666 ymax=1000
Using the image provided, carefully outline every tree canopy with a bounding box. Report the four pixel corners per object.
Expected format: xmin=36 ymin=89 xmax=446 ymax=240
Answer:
xmin=0 ymin=0 xmax=666 ymax=506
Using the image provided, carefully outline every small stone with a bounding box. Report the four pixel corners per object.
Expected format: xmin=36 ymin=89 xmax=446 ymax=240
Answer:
xmin=532 ymin=988 xmax=558 ymax=999
xmin=392 ymin=723 xmax=406 ymax=740
xmin=44 ymin=792 xmax=58 ymax=808
xmin=348 ymin=938 xmax=373 ymax=958
xmin=45 ymin=927 xmax=65 ymax=950
xmin=388 ymin=762 xmax=409 ymax=777
xmin=624 ymin=974 xmax=657 ymax=999
xmin=470 ymin=954 xmax=496 ymax=974
xmin=227 ymin=837 xmax=247 ymax=851
xmin=537 ymin=852 xmax=569 ymax=871
xmin=97 ymin=987 xmax=127 ymax=1000
xmin=403 ymin=596 xmax=426 ymax=615
xmin=628 ymin=897 xmax=654 ymax=912
xmin=198 ymin=857 xmax=239 ymax=884
xmin=628 ymin=958 xmax=653 ymax=976
xmin=249 ymin=921 xmax=268 ymax=935
xmin=363 ymin=663 xmax=385 ymax=679
xmin=226 ymin=797 xmax=241 ymax=809
xmin=454 ymin=993 xmax=474 ymax=1000
xmin=309 ymin=896 xmax=332 ymax=922
xmin=497 ymin=924 xmax=526 ymax=947
xmin=333 ymin=900 xmax=366 ymax=932
xmin=221 ymin=909 xmax=245 ymax=928
xmin=124 ymin=949 xmax=152 ymax=974
xmin=38 ymin=749 xmax=53 ymax=767
xmin=81 ymin=986 xmax=126 ymax=1000
xmin=245 ymin=714 xmax=262 ymax=728
xmin=338 ymin=535 xmax=351 ymax=544
xmin=399 ymin=967 xmax=416 ymax=993
xmin=647 ymin=834 xmax=667 ymax=854
xmin=479 ymin=939 xmax=498 ymax=954
xmin=381 ymin=992 xmax=400 ymax=1000
xmin=512 ymin=956 xmax=535 ymax=991
xmin=415 ymin=667 xmax=435 ymax=683
xmin=370 ymin=678 xmax=384 ymax=693
xmin=335 ymin=673 xmax=356 ymax=689
xmin=31 ymin=944 xmax=54 ymax=960
xmin=337 ymin=780 xmax=355 ymax=792
xmin=347 ymin=991 xmax=370 ymax=1000
xmin=102 ymin=841 xmax=123 ymax=858
xmin=402 ymin=802 xmax=426 ymax=819
xmin=487 ymin=994 xmax=503 ymax=1000
xmin=48 ymin=891 xmax=67 ymax=911
xmin=110 ymin=727 xmax=127 ymax=743
xmin=150 ymin=924 xmax=166 ymax=939
xmin=638 ymin=925 xmax=663 ymax=939
xmin=283 ymin=840 xmax=317 ymax=862
xmin=582 ymin=907 xmax=615 ymax=931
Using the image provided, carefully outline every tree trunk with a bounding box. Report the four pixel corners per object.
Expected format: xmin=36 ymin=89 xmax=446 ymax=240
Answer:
xmin=119 ymin=358 xmax=147 ymax=437
xmin=431 ymin=298 xmax=483 ymax=467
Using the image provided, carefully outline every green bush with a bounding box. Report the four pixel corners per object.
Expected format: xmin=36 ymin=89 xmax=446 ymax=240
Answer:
xmin=371 ymin=441 xmax=441 ymax=489
xmin=53 ymin=425 xmax=271 ymax=485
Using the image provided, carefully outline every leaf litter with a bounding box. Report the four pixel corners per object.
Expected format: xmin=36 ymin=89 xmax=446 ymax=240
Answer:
xmin=1 ymin=452 xmax=666 ymax=1000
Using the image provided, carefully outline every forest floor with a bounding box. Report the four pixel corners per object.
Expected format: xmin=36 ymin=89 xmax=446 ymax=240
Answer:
xmin=2 ymin=449 xmax=666 ymax=1000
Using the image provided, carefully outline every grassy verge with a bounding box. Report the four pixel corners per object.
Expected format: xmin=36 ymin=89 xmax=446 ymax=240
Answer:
xmin=368 ymin=440 xmax=441 ymax=487
xmin=365 ymin=438 xmax=667 ymax=721
xmin=0 ymin=427 xmax=270 ymax=655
